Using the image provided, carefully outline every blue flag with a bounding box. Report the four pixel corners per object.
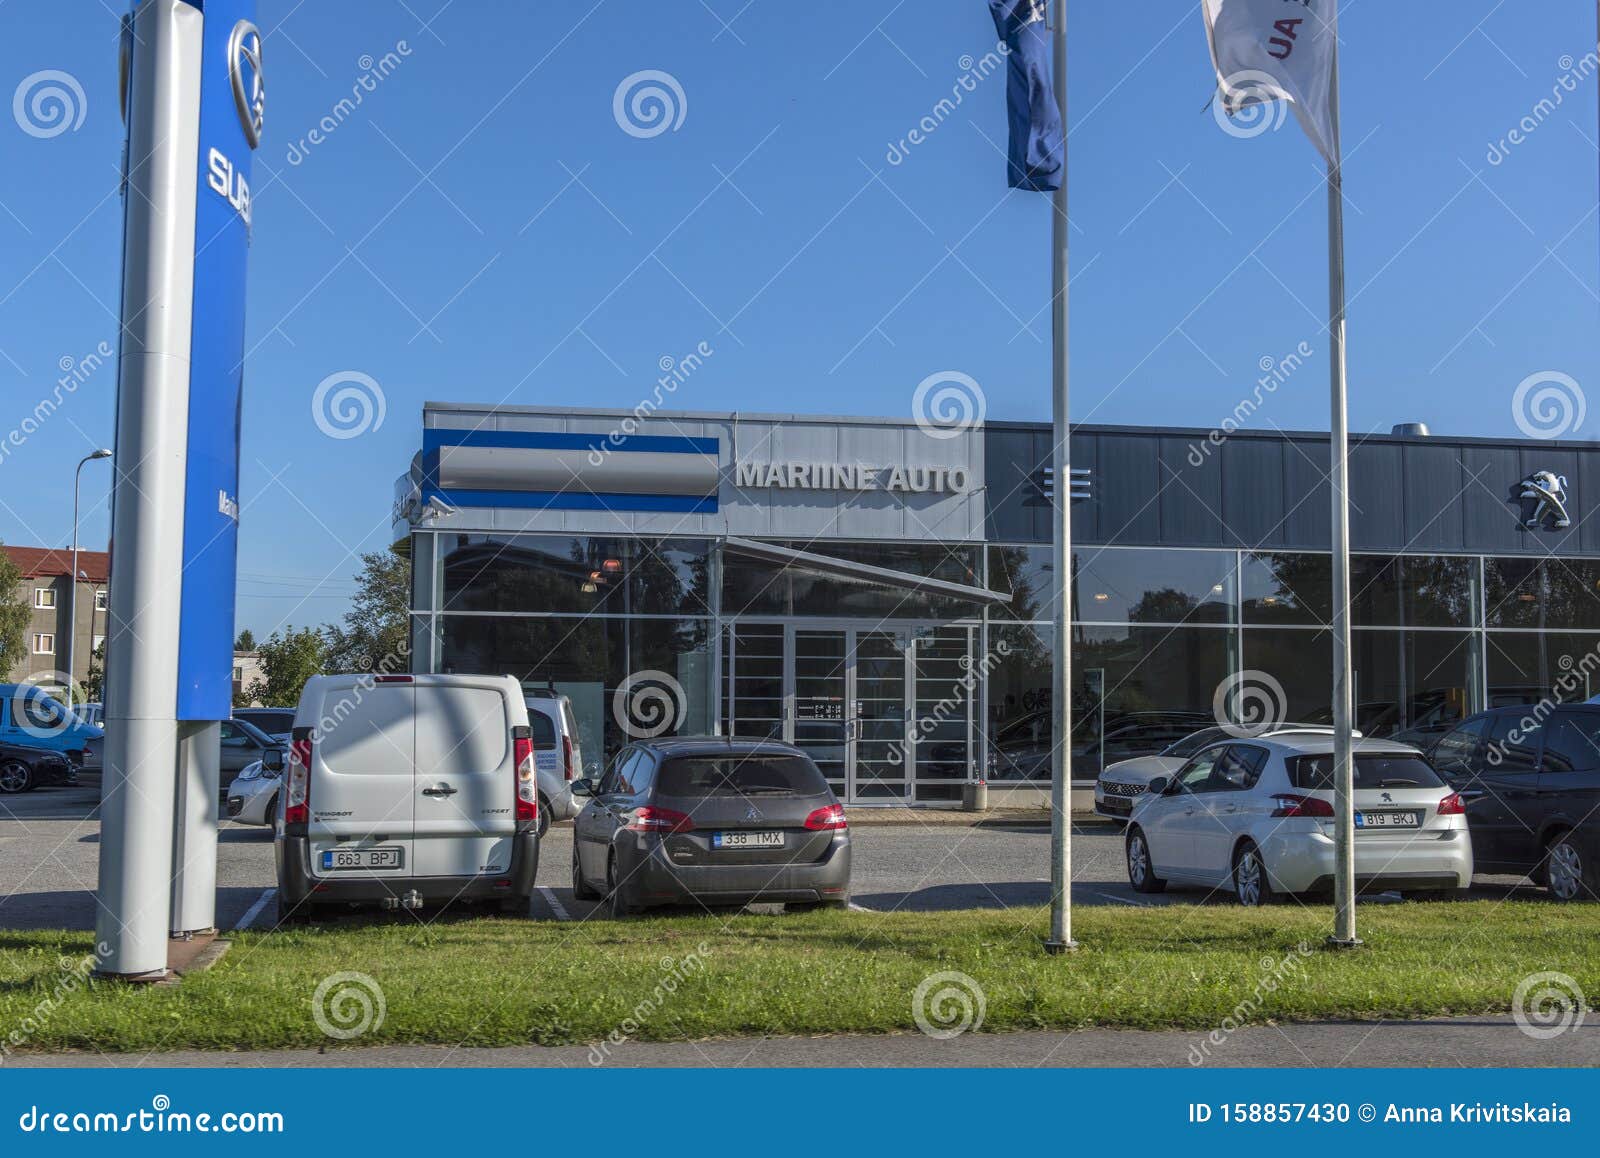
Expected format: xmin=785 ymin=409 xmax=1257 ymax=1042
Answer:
xmin=989 ymin=0 xmax=1062 ymax=191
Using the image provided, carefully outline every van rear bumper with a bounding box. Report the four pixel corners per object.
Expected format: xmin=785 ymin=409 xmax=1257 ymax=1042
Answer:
xmin=276 ymin=832 xmax=539 ymax=907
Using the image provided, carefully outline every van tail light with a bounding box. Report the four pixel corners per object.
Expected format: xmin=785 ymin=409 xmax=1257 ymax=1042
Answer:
xmin=1437 ymin=792 xmax=1466 ymax=816
xmin=561 ymin=734 xmax=574 ymax=781
xmin=1270 ymin=793 xmax=1334 ymax=818
xmin=285 ymin=732 xmax=312 ymax=828
xmin=627 ymin=806 xmax=694 ymax=833
xmin=804 ymin=803 xmax=848 ymax=831
xmin=513 ymin=727 xmax=537 ymax=825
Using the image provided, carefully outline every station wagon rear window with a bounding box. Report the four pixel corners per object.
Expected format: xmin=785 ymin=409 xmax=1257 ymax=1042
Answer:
xmin=658 ymin=755 xmax=829 ymax=798
xmin=528 ymin=712 xmax=556 ymax=747
xmin=1290 ymin=754 xmax=1444 ymax=791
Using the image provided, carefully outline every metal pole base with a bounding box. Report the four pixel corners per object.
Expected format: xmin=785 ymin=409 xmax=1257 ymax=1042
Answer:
xmin=1324 ymin=935 xmax=1365 ymax=951
xmin=1043 ymin=939 xmax=1080 ymax=955
xmin=91 ymin=968 xmax=172 ymax=985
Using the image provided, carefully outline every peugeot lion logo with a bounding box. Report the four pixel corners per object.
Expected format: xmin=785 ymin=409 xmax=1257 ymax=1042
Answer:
xmin=228 ymin=19 xmax=264 ymax=149
xmin=1521 ymin=470 xmax=1572 ymax=530
xmin=745 ymin=806 xmax=763 ymax=821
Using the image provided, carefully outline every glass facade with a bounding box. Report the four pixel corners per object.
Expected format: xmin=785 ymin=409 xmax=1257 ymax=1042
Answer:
xmin=413 ymin=532 xmax=1600 ymax=798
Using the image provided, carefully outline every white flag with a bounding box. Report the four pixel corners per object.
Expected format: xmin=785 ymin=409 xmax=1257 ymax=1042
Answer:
xmin=1202 ymin=0 xmax=1339 ymax=161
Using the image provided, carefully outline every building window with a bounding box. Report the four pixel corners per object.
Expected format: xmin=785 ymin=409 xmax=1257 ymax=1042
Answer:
xmin=34 ymin=587 xmax=55 ymax=609
xmin=32 ymin=633 xmax=55 ymax=654
xmin=92 ymin=635 xmax=106 ymax=653
xmin=94 ymin=589 xmax=107 ymax=611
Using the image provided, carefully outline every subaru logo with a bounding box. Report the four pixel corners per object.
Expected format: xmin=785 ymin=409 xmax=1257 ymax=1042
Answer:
xmin=228 ymin=19 xmax=264 ymax=149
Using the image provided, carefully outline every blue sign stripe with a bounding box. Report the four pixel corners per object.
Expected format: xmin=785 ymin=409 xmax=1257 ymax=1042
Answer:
xmin=426 ymin=486 xmax=717 ymax=514
xmin=424 ymin=428 xmax=719 ymax=456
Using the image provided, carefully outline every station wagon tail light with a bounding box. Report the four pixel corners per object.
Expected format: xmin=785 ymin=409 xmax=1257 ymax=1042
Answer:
xmin=285 ymin=736 xmax=312 ymax=826
xmin=627 ymin=806 xmax=694 ymax=833
xmin=561 ymin=734 xmax=574 ymax=781
xmin=513 ymin=727 xmax=537 ymax=824
xmin=1437 ymin=792 xmax=1466 ymax=816
xmin=804 ymin=803 xmax=848 ymax=831
xmin=1269 ymin=793 xmax=1333 ymax=818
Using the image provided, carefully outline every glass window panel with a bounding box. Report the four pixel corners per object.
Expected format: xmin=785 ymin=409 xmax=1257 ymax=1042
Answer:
xmin=1541 ymin=710 xmax=1600 ymax=774
xmin=441 ymin=535 xmax=710 ymax=615
xmin=1485 ymin=631 xmax=1600 ymax=705
xmin=988 ymin=545 xmax=1056 ymax=622
xmin=1486 ymin=558 xmax=1600 ymax=630
xmin=1073 ymin=548 xmax=1236 ymax=625
xmin=1349 ymin=555 xmax=1478 ymax=627
xmin=1241 ymin=553 xmax=1331 ymax=625
xmin=438 ymin=614 xmax=713 ymax=769
xmin=983 ymin=623 xmax=1230 ymax=782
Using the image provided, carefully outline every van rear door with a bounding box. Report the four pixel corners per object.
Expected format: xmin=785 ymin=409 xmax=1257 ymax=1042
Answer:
xmin=307 ymin=679 xmax=415 ymax=883
xmin=412 ymin=677 xmax=516 ymax=879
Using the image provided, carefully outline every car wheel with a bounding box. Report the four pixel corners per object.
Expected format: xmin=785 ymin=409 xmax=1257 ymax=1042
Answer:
xmin=1545 ymin=832 xmax=1598 ymax=902
xmin=264 ymin=793 xmax=279 ymax=825
xmin=605 ymin=854 xmax=635 ymax=919
xmin=571 ymin=843 xmax=600 ymax=900
xmin=537 ymin=794 xmax=551 ymax=838
xmin=0 ymin=760 xmax=31 ymax=794
xmin=1232 ymin=840 xmax=1275 ymax=907
xmin=1125 ymin=826 xmax=1167 ymax=894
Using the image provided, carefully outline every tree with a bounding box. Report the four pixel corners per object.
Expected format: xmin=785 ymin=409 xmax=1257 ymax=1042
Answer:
xmin=234 ymin=628 xmax=256 ymax=651
xmin=84 ymin=639 xmax=107 ymax=702
xmin=0 ymin=545 xmax=28 ymax=680
xmin=323 ymin=548 xmax=410 ymax=674
xmin=245 ymin=626 xmax=326 ymax=707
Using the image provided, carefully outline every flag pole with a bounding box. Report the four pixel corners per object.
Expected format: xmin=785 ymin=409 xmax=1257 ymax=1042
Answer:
xmin=1325 ymin=7 xmax=1360 ymax=949
xmin=1045 ymin=0 xmax=1077 ymax=955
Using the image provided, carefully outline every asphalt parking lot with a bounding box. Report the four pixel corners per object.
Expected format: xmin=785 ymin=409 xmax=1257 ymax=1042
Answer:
xmin=0 ymin=776 xmax=1542 ymax=932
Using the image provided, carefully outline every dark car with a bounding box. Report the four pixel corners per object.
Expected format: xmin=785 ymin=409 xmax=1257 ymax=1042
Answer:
xmin=233 ymin=707 xmax=296 ymax=742
xmin=0 ymin=741 xmax=78 ymax=794
xmin=570 ymin=738 xmax=852 ymax=917
xmin=1428 ymin=704 xmax=1600 ymax=900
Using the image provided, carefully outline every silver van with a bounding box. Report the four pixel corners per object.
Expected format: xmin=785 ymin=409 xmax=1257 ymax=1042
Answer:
xmin=274 ymin=673 xmax=539 ymax=922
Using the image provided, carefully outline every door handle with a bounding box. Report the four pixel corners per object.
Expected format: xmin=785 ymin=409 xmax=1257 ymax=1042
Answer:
xmin=421 ymin=785 xmax=457 ymax=797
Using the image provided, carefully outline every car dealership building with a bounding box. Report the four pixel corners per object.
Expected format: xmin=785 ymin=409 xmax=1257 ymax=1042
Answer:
xmin=393 ymin=401 xmax=1600 ymax=806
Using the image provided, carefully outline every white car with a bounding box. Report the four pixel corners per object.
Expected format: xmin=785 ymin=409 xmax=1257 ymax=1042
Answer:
xmin=1094 ymin=723 xmax=1351 ymax=822
xmin=524 ymin=689 xmax=587 ymax=836
xmin=225 ymin=750 xmax=284 ymax=826
xmin=1124 ymin=734 xmax=1472 ymax=905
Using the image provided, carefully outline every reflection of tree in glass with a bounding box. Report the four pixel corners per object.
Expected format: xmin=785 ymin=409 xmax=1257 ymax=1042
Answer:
xmin=1128 ymin=587 xmax=1198 ymax=624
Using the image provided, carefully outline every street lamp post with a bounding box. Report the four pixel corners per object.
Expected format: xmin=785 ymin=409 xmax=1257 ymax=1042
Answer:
xmin=67 ymin=449 xmax=113 ymax=695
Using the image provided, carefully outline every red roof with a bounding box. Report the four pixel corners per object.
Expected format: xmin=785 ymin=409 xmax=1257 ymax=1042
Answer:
xmin=4 ymin=546 xmax=111 ymax=583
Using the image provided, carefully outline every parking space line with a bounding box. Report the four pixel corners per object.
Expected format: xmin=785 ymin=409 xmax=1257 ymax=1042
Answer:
xmin=235 ymin=888 xmax=275 ymax=930
xmin=537 ymin=885 xmax=571 ymax=921
xmin=847 ymin=902 xmax=872 ymax=912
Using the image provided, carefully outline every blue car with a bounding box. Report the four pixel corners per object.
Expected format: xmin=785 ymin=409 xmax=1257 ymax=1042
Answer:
xmin=0 ymin=684 xmax=105 ymax=766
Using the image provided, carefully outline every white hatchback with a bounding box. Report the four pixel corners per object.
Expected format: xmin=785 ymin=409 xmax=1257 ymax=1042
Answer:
xmin=1124 ymin=735 xmax=1472 ymax=905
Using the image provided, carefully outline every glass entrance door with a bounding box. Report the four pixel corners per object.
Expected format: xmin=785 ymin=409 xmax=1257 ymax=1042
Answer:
xmin=723 ymin=621 xmax=977 ymax=804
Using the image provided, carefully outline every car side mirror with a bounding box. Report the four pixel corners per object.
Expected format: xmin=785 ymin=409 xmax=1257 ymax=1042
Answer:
xmin=571 ymin=778 xmax=595 ymax=798
xmin=261 ymin=748 xmax=285 ymax=774
xmin=1147 ymin=775 xmax=1170 ymax=796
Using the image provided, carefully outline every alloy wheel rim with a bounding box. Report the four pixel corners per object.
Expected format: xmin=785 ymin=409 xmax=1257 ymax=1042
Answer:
xmin=0 ymin=764 xmax=24 ymax=792
xmin=1550 ymin=843 xmax=1581 ymax=899
xmin=1129 ymin=836 xmax=1148 ymax=884
xmin=1237 ymin=852 xmax=1262 ymax=905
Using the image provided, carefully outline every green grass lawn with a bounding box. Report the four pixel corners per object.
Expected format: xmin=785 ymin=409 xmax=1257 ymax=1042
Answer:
xmin=1 ymin=903 xmax=1595 ymax=1054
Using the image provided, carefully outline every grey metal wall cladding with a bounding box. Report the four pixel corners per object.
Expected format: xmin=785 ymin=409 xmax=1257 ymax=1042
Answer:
xmin=437 ymin=445 xmax=719 ymax=496
xmin=984 ymin=425 xmax=1600 ymax=556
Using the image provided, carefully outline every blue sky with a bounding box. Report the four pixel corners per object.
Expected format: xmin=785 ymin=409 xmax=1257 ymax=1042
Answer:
xmin=2 ymin=1 xmax=1597 ymax=636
